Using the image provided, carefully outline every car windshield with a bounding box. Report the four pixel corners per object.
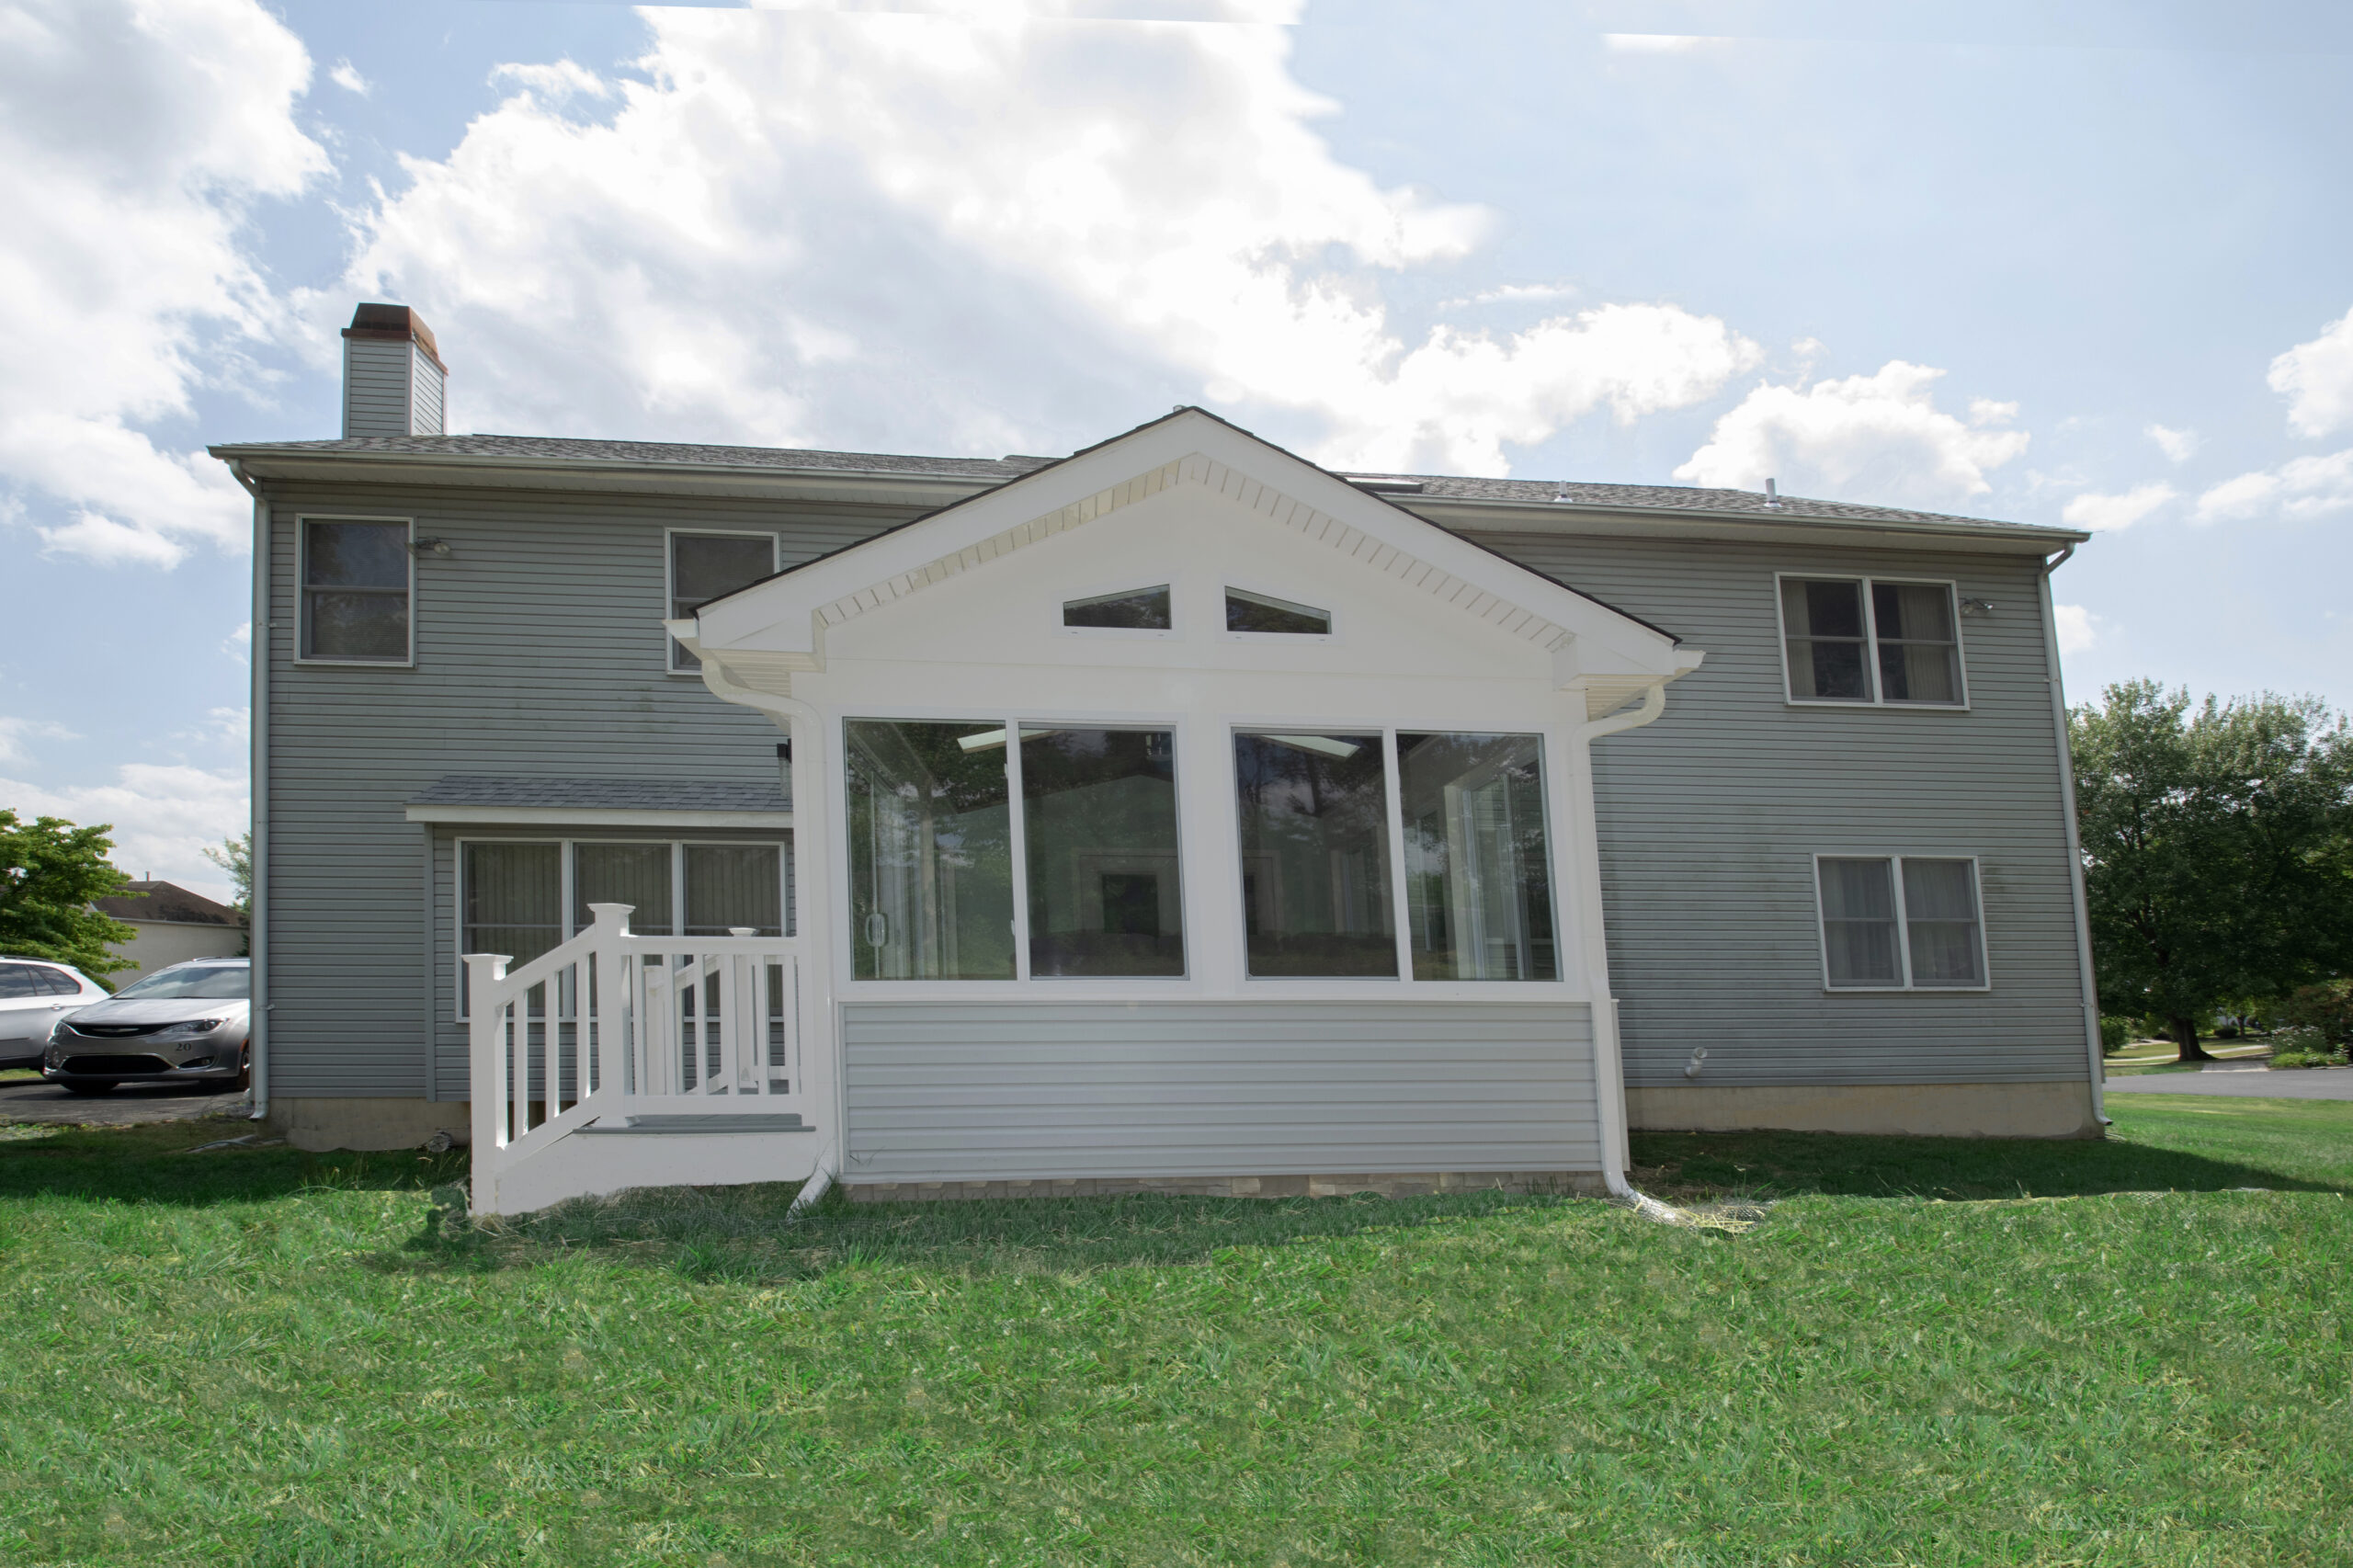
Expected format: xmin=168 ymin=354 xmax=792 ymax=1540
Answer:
xmin=110 ymin=965 xmax=250 ymax=1001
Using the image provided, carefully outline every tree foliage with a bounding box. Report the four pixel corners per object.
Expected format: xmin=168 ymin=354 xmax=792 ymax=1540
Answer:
xmin=2070 ymin=681 xmax=2353 ymax=1060
xmin=0 ymin=810 xmax=140 ymax=982
xmin=202 ymin=832 xmax=252 ymax=914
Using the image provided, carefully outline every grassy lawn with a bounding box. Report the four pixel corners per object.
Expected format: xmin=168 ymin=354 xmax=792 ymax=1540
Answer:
xmin=0 ymin=1102 xmax=2347 ymax=1566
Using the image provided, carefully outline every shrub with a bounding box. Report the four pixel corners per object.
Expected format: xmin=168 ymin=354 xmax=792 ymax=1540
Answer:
xmin=2268 ymin=1026 xmax=2348 ymax=1070
xmin=2279 ymin=980 xmax=2353 ymax=1047
xmin=2215 ymin=1024 xmax=2241 ymax=1040
xmin=2098 ymin=1017 xmax=2131 ymax=1054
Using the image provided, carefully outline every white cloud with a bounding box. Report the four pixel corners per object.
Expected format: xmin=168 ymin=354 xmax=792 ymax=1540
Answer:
xmin=1602 ymin=33 xmax=1722 ymax=52
xmin=1674 ymin=360 xmax=2030 ymax=506
xmin=328 ymin=57 xmax=369 ymax=96
xmin=2145 ymin=423 xmax=2200 ymax=462
xmin=2052 ymin=603 xmax=2103 ymax=655
xmin=224 ymin=619 xmax=252 ymax=663
xmin=1438 ymin=281 xmax=1580 ymax=309
xmin=173 ymin=706 xmax=250 ymax=750
xmin=0 ymin=0 xmax=324 ymax=568
xmin=2062 ymin=481 xmax=2175 ymax=532
xmin=2193 ymin=449 xmax=2353 ymax=525
xmin=328 ymin=4 xmax=1757 ymax=475
xmin=0 ymin=764 xmax=246 ymax=903
xmin=2268 ymin=308 xmax=2353 ymax=438
xmin=0 ymin=716 xmax=78 ymax=767
xmin=487 ymin=59 xmax=612 ymax=101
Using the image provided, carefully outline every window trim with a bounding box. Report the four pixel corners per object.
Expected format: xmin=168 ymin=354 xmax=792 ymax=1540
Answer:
xmin=452 ymin=834 xmax=792 ymax=1020
xmin=293 ymin=513 xmax=415 ymax=667
xmin=1810 ymin=852 xmax=1992 ymax=993
xmin=1773 ymin=572 xmax=1970 ymax=710
xmin=1056 ymin=581 xmax=1179 ymax=641
xmin=665 ymin=527 xmax=782 ymax=675
xmin=1218 ymin=581 xmax=1338 ymax=643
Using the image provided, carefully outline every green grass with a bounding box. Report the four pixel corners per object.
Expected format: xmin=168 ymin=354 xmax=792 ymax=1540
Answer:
xmin=1 ymin=1101 xmax=2348 ymax=1566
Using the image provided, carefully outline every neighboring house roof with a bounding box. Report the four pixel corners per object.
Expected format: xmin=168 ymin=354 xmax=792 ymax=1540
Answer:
xmin=93 ymin=881 xmax=244 ymax=928
xmin=208 ymin=427 xmax=2084 ymax=543
xmin=404 ymin=776 xmax=793 ymax=829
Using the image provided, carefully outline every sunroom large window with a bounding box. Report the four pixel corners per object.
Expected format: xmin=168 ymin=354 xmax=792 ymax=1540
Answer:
xmin=1397 ymin=733 xmax=1557 ymax=981
xmin=1233 ymin=732 xmax=1396 ymax=977
xmin=846 ymin=721 xmax=1018 ymax=980
xmin=1022 ymin=728 xmax=1185 ymax=976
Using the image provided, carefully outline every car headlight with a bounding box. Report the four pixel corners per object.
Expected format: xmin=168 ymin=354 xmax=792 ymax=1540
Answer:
xmin=153 ymin=1019 xmax=227 ymax=1040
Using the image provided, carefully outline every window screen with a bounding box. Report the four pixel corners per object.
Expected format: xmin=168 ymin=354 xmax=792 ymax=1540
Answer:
xmin=1022 ymin=727 xmax=1184 ymax=977
xmin=302 ymin=520 xmax=410 ymax=661
xmin=1233 ymin=732 xmax=1396 ymax=976
xmin=670 ymin=533 xmax=777 ymax=671
xmin=1397 ymin=733 xmax=1556 ymax=981
xmin=1817 ymin=857 xmax=1901 ymax=986
xmin=1225 ymin=587 xmax=1331 ymax=635
xmin=574 ymin=843 xmax=672 ymax=935
xmin=1780 ymin=579 xmax=1870 ymax=701
xmin=687 ymin=845 xmax=783 ymax=937
xmin=1063 ymin=585 xmax=1172 ymax=631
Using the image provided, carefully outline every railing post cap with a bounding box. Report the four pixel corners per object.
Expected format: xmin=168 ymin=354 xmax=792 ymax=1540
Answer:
xmin=586 ymin=902 xmax=635 ymax=934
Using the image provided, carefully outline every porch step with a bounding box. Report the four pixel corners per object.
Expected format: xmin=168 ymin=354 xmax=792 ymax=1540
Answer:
xmin=578 ymin=1113 xmax=813 ymax=1135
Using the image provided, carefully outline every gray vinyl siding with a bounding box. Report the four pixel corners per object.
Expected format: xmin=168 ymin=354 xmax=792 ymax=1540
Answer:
xmin=261 ymin=482 xmax=914 ymax=1099
xmin=407 ymin=347 xmax=444 ymax=436
xmin=341 ymin=340 xmax=413 ymax=437
xmin=842 ymin=1000 xmax=1598 ymax=1182
xmin=1468 ymin=531 xmax=2090 ymax=1088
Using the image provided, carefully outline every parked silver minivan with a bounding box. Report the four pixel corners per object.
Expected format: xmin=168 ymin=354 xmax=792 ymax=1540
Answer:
xmin=42 ymin=958 xmax=251 ymax=1094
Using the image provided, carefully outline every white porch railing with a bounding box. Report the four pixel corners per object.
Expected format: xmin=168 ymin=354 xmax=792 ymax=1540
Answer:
xmin=464 ymin=903 xmax=806 ymax=1210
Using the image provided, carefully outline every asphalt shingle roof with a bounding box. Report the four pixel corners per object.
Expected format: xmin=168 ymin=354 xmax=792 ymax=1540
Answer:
xmin=408 ymin=776 xmax=790 ymax=813
xmin=211 ymin=432 xmax=2066 ymax=535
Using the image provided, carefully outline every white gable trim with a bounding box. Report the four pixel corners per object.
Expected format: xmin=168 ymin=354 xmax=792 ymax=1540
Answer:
xmin=690 ymin=410 xmax=1699 ymax=711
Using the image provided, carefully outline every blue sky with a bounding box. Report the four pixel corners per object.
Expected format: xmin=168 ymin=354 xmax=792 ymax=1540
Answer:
xmin=4 ymin=0 xmax=2350 ymax=900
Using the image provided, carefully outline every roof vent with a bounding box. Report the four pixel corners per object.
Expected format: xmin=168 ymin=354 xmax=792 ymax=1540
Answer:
xmin=340 ymin=302 xmax=447 ymax=438
xmin=1763 ymin=477 xmax=1783 ymax=509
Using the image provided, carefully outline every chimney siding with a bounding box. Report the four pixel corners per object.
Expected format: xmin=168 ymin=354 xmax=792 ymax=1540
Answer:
xmin=340 ymin=304 xmax=447 ymax=437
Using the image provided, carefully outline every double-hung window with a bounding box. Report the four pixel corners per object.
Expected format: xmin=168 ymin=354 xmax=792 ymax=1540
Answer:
xmin=669 ymin=531 xmax=779 ymax=672
xmin=301 ymin=518 xmax=412 ymax=662
xmin=1814 ymin=855 xmax=1987 ymax=990
xmin=1779 ymin=576 xmax=1964 ymax=706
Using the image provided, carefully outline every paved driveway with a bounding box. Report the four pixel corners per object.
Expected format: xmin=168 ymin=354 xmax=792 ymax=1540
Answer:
xmin=0 ymin=1076 xmax=254 ymax=1127
xmin=2105 ymin=1062 xmax=2353 ymax=1101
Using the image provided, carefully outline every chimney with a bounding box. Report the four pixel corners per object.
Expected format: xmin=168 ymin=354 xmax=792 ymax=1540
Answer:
xmin=340 ymin=302 xmax=448 ymax=437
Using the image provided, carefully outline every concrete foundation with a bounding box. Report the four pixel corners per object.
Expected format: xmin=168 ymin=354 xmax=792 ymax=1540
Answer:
xmin=1626 ymin=1081 xmax=2103 ymax=1139
xmin=268 ymin=1096 xmax=470 ymax=1153
xmin=844 ymin=1170 xmax=1607 ymax=1203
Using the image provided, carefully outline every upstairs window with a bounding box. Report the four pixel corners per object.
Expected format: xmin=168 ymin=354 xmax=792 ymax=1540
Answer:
xmin=670 ymin=531 xmax=779 ymax=672
xmin=1063 ymin=585 xmax=1171 ymax=631
xmin=1779 ymin=575 xmax=1965 ymax=706
xmin=1815 ymin=855 xmax=1987 ymax=990
xmin=1226 ymin=587 xmax=1331 ymax=636
xmin=301 ymin=518 xmax=412 ymax=663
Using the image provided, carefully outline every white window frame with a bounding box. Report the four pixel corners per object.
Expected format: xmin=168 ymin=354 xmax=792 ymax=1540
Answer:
xmin=294 ymin=514 xmax=415 ymax=667
xmin=1218 ymin=580 xmax=1338 ymax=643
xmin=1810 ymin=852 xmax=1992 ymax=993
xmin=1773 ymin=573 xmax=1969 ymax=710
xmin=452 ymin=835 xmax=792 ymax=1019
xmin=1055 ymin=579 xmax=1180 ymax=642
xmin=665 ymin=528 xmax=782 ymax=675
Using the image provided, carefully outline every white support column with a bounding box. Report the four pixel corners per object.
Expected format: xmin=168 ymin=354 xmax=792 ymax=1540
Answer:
xmin=464 ymin=952 xmax=511 ymax=1214
xmin=585 ymin=903 xmax=634 ymax=1102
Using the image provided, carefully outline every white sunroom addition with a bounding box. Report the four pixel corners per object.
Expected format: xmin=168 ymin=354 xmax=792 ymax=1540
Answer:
xmin=467 ymin=409 xmax=1703 ymax=1213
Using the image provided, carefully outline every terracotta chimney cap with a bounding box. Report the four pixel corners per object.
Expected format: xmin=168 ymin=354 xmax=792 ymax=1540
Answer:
xmin=341 ymin=302 xmax=446 ymax=373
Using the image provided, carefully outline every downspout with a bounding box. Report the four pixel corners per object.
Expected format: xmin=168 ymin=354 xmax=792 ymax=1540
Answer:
xmin=2038 ymin=546 xmax=2109 ymax=1131
xmin=680 ymin=634 xmax=843 ymax=1199
xmin=1572 ymin=682 xmax=1693 ymax=1224
xmin=227 ymin=460 xmax=270 ymax=1122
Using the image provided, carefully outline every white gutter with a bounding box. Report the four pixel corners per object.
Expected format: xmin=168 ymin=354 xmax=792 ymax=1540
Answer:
xmin=2038 ymin=546 xmax=2109 ymax=1130
xmin=1568 ymin=683 xmax=1694 ymax=1224
xmin=226 ymin=461 xmax=270 ymax=1121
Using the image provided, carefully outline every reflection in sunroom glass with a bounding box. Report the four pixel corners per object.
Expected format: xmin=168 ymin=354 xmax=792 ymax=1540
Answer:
xmin=1233 ymin=732 xmax=1395 ymax=977
xmin=1225 ymin=587 xmax=1331 ymax=635
xmin=1022 ymin=728 xmax=1184 ymax=976
xmin=846 ymin=721 xmax=1016 ymax=980
xmin=1396 ymin=733 xmax=1556 ymax=981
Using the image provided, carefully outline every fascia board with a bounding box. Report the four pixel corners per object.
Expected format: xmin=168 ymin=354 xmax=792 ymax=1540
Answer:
xmin=1404 ymin=495 xmax=2087 ymax=554
xmin=208 ymin=449 xmax=996 ymax=509
xmin=697 ymin=411 xmax=1685 ymax=672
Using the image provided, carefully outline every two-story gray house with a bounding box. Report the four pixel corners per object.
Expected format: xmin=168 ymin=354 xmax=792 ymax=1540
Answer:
xmin=210 ymin=305 xmax=2103 ymax=1215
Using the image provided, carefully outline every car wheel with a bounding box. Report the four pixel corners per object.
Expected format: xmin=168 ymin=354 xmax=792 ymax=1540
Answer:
xmin=62 ymin=1081 xmax=119 ymax=1096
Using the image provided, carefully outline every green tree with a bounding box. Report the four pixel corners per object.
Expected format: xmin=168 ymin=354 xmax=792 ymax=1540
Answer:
xmin=202 ymin=832 xmax=252 ymax=914
xmin=0 ymin=811 xmax=140 ymax=983
xmin=2070 ymin=681 xmax=2353 ymax=1061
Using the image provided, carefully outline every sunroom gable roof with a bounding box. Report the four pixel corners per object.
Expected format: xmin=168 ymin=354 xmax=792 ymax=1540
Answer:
xmin=686 ymin=407 xmax=1700 ymax=713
